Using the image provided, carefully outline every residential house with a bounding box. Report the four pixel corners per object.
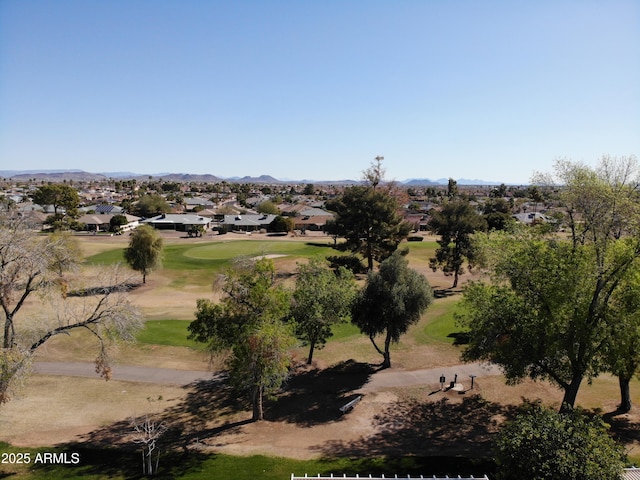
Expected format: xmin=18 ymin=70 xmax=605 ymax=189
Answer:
xmin=220 ymin=214 xmax=276 ymax=232
xmin=77 ymin=213 xmax=140 ymax=233
xmin=292 ymin=207 xmax=334 ymax=232
xmin=141 ymin=213 xmax=211 ymax=232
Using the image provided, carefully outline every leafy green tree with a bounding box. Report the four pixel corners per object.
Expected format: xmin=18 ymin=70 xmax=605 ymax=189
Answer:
xmin=132 ymin=194 xmax=170 ymax=218
xmin=326 ymin=186 xmax=411 ymax=271
xmin=109 ymin=214 xmax=128 ymax=233
xmin=268 ymin=215 xmax=294 ymax=233
xmin=428 ymin=199 xmax=487 ymax=287
xmin=123 ymin=225 xmax=163 ymax=283
xmin=32 ymin=184 xmax=79 ymax=217
xmin=291 ymin=259 xmax=357 ymax=364
xmin=228 ymin=320 xmax=296 ymax=421
xmin=602 ymin=264 xmax=640 ymax=412
xmin=256 ymin=200 xmax=279 ymax=215
xmin=188 ymin=258 xmax=293 ymax=421
xmin=33 ymin=184 xmax=80 ymax=230
xmin=495 ymin=401 xmax=625 ymax=480
xmin=482 ymin=198 xmax=514 ymax=231
xmin=446 ymin=178 xmax=458 ymax=199
xmin=459 ymin=231 xmax=640 ymax=410
xmin=352 ymin=251 xmax=433 ymax=368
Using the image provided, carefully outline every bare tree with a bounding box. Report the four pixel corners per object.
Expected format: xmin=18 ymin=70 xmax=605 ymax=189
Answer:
xmin=131 ymin=412 xmax=168 ymax=476
xmin=0 ymin=217 xmax=142 ymax=405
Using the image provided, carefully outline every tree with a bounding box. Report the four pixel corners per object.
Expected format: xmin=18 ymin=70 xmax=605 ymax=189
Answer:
xmin=32 ymin=184 xmax=79 ymax=217
xmin=132 ymin=194 xmax=170 ymax=218
xmin=602 ymin=263 xmax=640 ymax=412
xmin=256 ymin=200 xmax=279 ymax=215
xmin=109 ymin=214 xmax=129 ymax=233
xmin=228 ymin=320 xmax=296 ymax=421
xmin=268 ymin=215 xmax=294 ymax=233
xmin=326 ymin=186 xmax=411 ymax=271
xmin=495 ymin=401 xmax=625 ymax=480
xmin=446 ymin=178 xmax=458 ymax=199
xmin=428 ymin=199 xmax=487 ymax=287
xmin=303 ymin=183 xmax=315 ymax=196
xmin=459 ymin=157 xmax=640 ymax=411
xmin=0 ymin=218 xmax=142 ymax=405
xmin=459 ymin=231 xmax=639 ymax=410
xmin=32 ymin=184 xmax=80 ymax=230
xmin=351 ymin=251 xmax=433 ymax=368
xmin=188 ymin=258 xmax=294 ymax=421
xmin=482 ymin=198 xmax=514 ymax=231
xmin=124 ymin=225 xmax=163 ymax=284
xmin=325 ymin=157 xmax=411 ymax=271
xmin=291 ymin=259 xmax=357 ymax=364
xmin=131 ymin=412 xmax=167 ymax=476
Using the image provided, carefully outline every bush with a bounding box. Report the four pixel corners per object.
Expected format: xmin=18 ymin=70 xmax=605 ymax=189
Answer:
xmin=327 ymin=255 xmax=367 ymax=274
xmin=407 ymin=235 xmax=423 ymax=242
xmin=495 ymin=401 xmax=626 ymax=480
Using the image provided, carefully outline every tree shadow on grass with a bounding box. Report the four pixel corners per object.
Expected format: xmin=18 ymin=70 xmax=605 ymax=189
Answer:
xmin=433 ymin=288 xmax=456 ymax=298
xmin=316 ymin=394 xmax=517 ymax=459
xmin=447 ymin=332 xmax=470 ymax=345
xmin=266 ymin=359 xmax=376 ymax=426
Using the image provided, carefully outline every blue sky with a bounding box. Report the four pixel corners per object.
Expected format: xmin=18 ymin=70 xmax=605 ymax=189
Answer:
xmin=1 ymin=1 xmax=638 ymax=184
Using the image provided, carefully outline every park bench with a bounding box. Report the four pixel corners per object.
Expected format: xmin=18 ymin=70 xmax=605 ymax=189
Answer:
xmin=339 ymin=395 xmax=362 ymax=414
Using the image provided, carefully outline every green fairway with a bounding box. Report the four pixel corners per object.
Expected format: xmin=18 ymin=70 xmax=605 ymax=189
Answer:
xmin=137 ymin=320 xmax=205 ymax=349
xmin=85 ymin=239 xmax=337 ymax=287
xmin=410 ymin=295 xmax=465 ymax=345
xmin=86 ymin=239 xmax=333 ymax=271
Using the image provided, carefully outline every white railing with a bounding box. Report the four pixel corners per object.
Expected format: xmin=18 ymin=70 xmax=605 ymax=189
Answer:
xmin=291 ymin=475 xmax=490 ymax=479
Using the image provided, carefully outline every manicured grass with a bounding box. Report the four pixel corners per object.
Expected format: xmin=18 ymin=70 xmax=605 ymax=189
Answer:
xmin=422 ymin=297 xmax=467 ymax=345
xmin=137 ymin=320 xmax=205 ymax=349
xmin=329 ymin=321 xmax=361 ymax=341
xmin=86 ymin=239 xmax=331 ymax=270
xmin=407 ymin=295 xmax=466 ymax=346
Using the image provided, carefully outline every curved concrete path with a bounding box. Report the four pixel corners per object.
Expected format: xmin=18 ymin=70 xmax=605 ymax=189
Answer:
xmin=34 ymin=361 xmax=502 ymax=389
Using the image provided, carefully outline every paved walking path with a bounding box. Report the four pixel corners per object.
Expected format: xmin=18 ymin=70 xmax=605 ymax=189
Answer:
xmin=34 ymin=361 xmax=503 ymax=389
xmin=359 ymin=362 xmax=503 ymax=392
xmin=33 ymin=361 xmax=214 ymax=385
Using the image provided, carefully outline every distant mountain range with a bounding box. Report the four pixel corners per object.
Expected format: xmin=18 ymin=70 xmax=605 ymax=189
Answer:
xmin=0 ymin=169 xmax=506 ymax=186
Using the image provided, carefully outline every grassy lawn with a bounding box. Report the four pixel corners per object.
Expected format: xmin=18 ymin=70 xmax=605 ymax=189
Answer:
xmin=86 ymin=239 xmax=340 ymax=287
xmin=86 ymin=239 xmax=332 ymax=269
xmin=136 ymin=320 xmax=205 ymax=349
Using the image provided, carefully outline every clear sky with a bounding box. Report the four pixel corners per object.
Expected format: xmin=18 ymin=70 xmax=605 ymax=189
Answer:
xmin=1 ymin=1 xmax=638 ymax=184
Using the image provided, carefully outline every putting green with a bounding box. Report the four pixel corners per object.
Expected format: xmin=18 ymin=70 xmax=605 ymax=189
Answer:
xmin=180 ymin=240 xmax=326 ymax=260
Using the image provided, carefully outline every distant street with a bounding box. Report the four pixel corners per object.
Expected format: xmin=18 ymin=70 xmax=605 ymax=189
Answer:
xmin=34 ymin=361 xmax=502 ymax=389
